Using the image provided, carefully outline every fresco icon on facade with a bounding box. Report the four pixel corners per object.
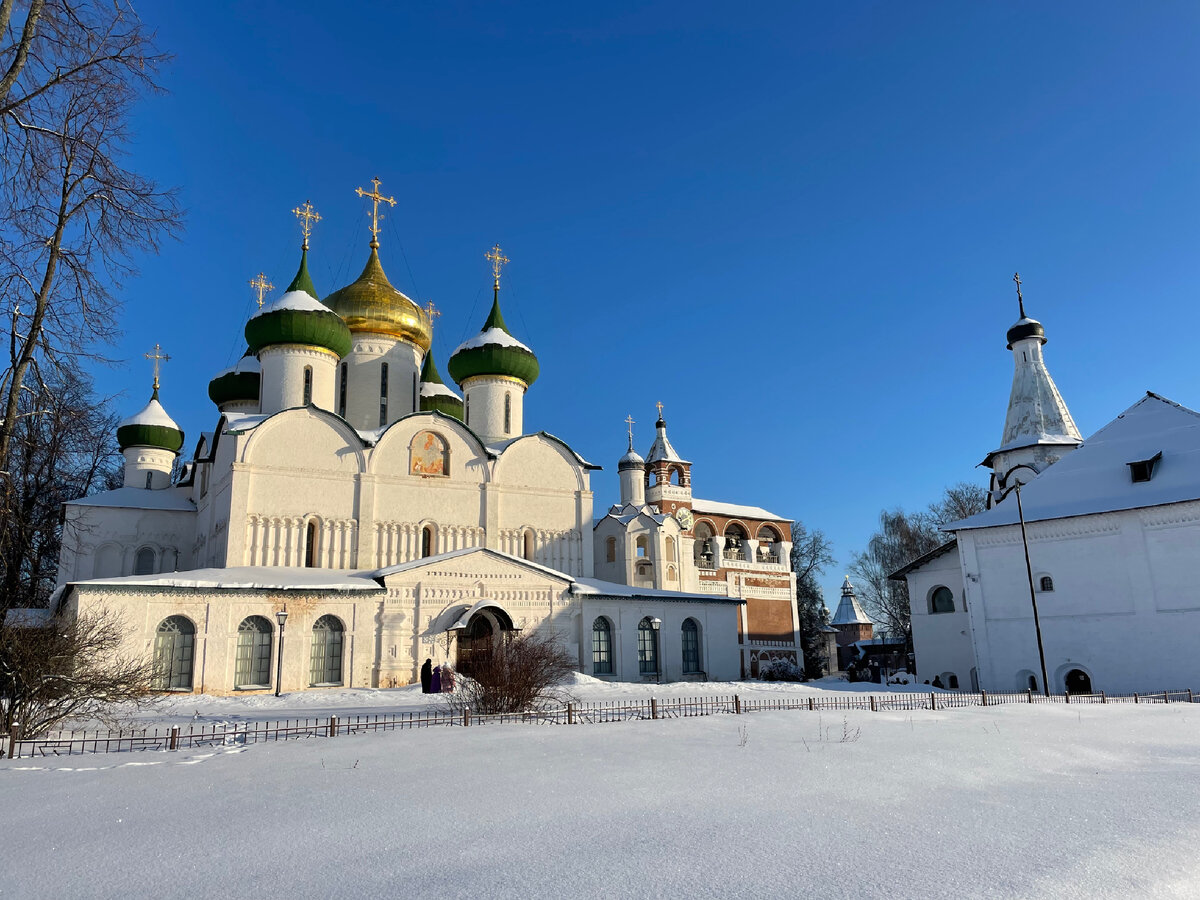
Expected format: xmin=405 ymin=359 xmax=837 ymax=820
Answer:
xmin=410 ymin=431 xmax=449 ymax=476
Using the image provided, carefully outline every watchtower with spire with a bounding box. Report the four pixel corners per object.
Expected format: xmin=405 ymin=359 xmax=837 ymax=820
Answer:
xmin=644 ymin=403 xmax=692 ymax=517
xmin=982 ymin=273 xmax=1082 ymax=500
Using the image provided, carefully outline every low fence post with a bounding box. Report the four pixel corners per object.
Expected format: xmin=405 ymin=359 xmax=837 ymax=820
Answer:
xmin=981 ymin=690 xmax=988 ymax=707
xmin=1163 ymin=691 xmax=1170 ymax=705
xmin=869 ymin=695 xmax=877 ymax=712
xmin=1189 ymin=689 xmax=1194 ymax=704
xmin=808 ymin=697 xmax=815 ymax=712
xmin=329 ymin=715 xmax=338 ymax=737
xmin=567 ymin=702 xmax=575 ymax=725
xmin=1134 ymin=693 xmax=1139 ymax=704
xmin=7 ymin=725 xmax=20 ymax=759
xmin=168 ymin=725 xmax=180 ymax=751
xmin=463 ymin=709 xmax=471 ymax=727
xmin=1101 ymin=691 xmax=1106 ymax=704
xmin=651 ymin=698 xmax=659 ymax=720
xmin=734 ymin=695 xmax=741 ymax=715
xmin=1027 ymin=689 xmax=1033 ymax=703
xmin=930 ymin=692 xmax=936 ymax=711
xmin=1064 ymin=691 xmax=1070 ymax=704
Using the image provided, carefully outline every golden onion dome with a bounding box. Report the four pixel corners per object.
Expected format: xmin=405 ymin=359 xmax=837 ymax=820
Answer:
xmin=323 ymin=248 xmax=432 ymax=351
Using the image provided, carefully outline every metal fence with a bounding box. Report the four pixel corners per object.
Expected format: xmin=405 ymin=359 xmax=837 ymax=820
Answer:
xmin=4 ymin=687 xmax=1195 ymax=759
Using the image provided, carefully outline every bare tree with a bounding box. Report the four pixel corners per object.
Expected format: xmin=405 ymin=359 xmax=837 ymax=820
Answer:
xmin=0 ymin=604 xmax=158 ymax=737
xmin=442 ymin=630 xmax=577 ymax=715
xmin=789 ymin=521 xmax=835 ymax=678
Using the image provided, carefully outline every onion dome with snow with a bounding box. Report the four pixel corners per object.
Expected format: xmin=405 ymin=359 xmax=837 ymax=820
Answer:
xmin=207 ymin=349 xmax=261 ymax=408
xmin=418 ymin=350 xmax=464 ymax=420
xmin=1005 ymin=272 xmax=1047 ymax=349
xmin=244 ymin=251 xmax=351 ymax=358
xmin=322 ymin=247 xmax=432 ymax=351
xmin=618 ymin=438 xmax=645 ymax=472
xmin=447 ymin=294 xmax=539 ymax=387
xmin=117 ymin=389 xmax=184 ymax=453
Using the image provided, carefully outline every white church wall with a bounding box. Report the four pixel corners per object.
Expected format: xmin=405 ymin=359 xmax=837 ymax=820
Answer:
xmin=57 ymin=505 xmax=195 ymax=585
xmin=258 ymin=345 xmax=339 ymax=415
xmin=340 ymin=335 xmax=421 ymax=431
xmin=958 ymin=501 xmax=1200 ymax=694
xmin=463 ymin=376 xmax=525 ymax=445
xmin=905 ymin=549 xmax=975 ymax=688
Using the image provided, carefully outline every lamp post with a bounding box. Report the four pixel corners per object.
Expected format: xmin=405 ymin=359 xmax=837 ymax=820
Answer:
xmin=649 ymin=616 xmax=662 ymax=684
xmin=274 ymin=606 xmax=289 ymax=698
xmin=994 ymin=481 xmax=1050 ymax=697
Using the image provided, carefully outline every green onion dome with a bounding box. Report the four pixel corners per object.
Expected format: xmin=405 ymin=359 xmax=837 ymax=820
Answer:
xmin=419 ymin=350 xmax=464 ymax=420
xmin=447 ymin=294 xmax=539 ymax=387
xmin=322 ymin=248 xmax=432 ymax=351
xmin=117 ymin=390 xmax=184 ymax=453
xmin=207 ymin=349 xmax=261 ymax=407
xmin=245 ymin=289 xmax=352 ymax=358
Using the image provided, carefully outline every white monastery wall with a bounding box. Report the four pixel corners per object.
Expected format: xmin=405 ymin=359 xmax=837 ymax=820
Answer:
xmin=341 ymin=336 xmax=421 ymax=431
xmin=258 ymin=345 xmax=339 ymax=414
xmin=58 ymin=505 xmax=195 ymax=584
xmin=905 ymin=550 xmax=975 ymax=688
xmin=463 ymin=377 xmax=524 ymax=445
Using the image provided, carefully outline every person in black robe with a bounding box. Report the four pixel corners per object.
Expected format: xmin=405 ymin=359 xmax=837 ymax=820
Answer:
xmin=420 ymin=658 xmax=433 ymax=693
xmin=431 ymin=665 xmax=442 ymax=694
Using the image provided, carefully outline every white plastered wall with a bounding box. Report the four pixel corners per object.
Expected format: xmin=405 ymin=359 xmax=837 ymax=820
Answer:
xmin=904 ymin=549 xmax=975 ymax=688
xmin=340 ymin=335 xmax=421 ymax=431
xmin=258 ymin=345 xmax=339 ymax=415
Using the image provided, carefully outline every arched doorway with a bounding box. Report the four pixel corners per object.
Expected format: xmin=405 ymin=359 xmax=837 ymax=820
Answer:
xmin=1065 ymin=668 xmax=1092 ymax=694
xmin=454 ymin=607 xmax=518 ymax=677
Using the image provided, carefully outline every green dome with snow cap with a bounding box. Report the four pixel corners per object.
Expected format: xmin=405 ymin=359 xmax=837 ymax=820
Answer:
xmin=244 ymin=250 xmax=351 ymax=358
xmin=207 ymin=348 xmax=261 ymax=407
xmin=447 ymin=294 xmax=539 ymax=387
xmin=419 ymin=350 xmax=464 ymax=420
xmin=117 ymin=389 xmax=184 ymax=453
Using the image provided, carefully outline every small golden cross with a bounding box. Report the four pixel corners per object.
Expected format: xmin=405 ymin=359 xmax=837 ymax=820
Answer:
xmin=486 ymin=243 xmax=509 ymax=289
xmin=656 ymin=400 xmax=664 ymax=419
xmin=145 ymin=343 xmax=170 ymax=392
xmin=249 ymin=272 xmax=274 ymax=309
xmin=355 ymin=176 xmax=396 ymax=248
xmin=625 ymin=414 xmax=635 ymax=445
xmin=424 ymin=300 xmax=441 ymax=321
xmin=292 ymin=200 xmax=321 ymax=250
xmin=1013 ymin=271 xmax=1026 ymax=318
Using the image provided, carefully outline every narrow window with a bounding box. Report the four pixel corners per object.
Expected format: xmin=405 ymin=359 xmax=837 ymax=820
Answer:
xmin=145 ymin=471 xmax=153 ymax=490
xmin=310 ymin=615 xmax=344 ymax=686
xmin=152 ymin=616 xmax=195 ymax=691
xmin=504 ymin=393 xmax=512 ymax=434
xmin=465 ymin=394 xmax=470 ymax=425
xmin=338 ymin=363 xmax=347 ymax=417
xmin=606 ymin=537 xmax=616 ymax=563
xmin=637 ymin=617 xmax=658 ymax=675
xmin=1039 ymin=575 xmax=1054 ymax=592
xmin=421 ymin=524 xmax=434 ymax=558
xmin=636 ymin=536 xmax=648 ymax=558
xmin=929 ymin=586 xmax=955 ymax=614
xmin=134 ymin=547 xmax=156 ymax=576
xmin=379 ymin=362 xmax=389 ymax=427
xmin=592 ymin=618 xmax=613 ymax=675
xmin=666 ymin=537 xmax=676 ymax=562
xmin=235 ymin=616 xmax=273 ymax=689
xmin=523 ymin=529 xmax=535 ymax=561
xmin=303 ymin=366 xmax=313 ymax=405
xmin=948 ymin=673 xmax=960 ymax=690
xmin=412 ymin=372 xmax=418 ymax=411
xmin=681 ymin=618 xmax=701 ymax=674
xmin=304 ymin=520 xmax=318 ymax=568
xmin=1028 ymin=674 xmax=1038 ymax=692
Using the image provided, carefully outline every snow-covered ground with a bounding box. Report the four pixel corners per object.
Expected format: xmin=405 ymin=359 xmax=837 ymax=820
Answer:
xmin=3 ymin=688 xmax=1198 ymax=899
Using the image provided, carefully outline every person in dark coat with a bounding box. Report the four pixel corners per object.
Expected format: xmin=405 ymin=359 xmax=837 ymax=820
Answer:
xmin=430 ymin=665 xmax=442 ymax=694
xmin=420 ymin=658 xmax=433 ymax=694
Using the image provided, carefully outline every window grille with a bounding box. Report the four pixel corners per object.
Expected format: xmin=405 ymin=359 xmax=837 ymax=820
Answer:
xmin=592 ymin=618 xmax=613 ymax=675
xmin=235 ymin=616 xmax=273 ymax=689
xmin=310 ymin=615 xmax=344 ymax=686
xmin=681 ymin=618 xmax=701 ymax=673
xmin=153 ymin=616 xmax=195 ymax=691
xmin=637 ymin=617 xmax=658 ymax=675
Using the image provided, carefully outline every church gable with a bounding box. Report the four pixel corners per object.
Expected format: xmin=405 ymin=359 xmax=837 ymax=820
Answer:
xmin=492 ymin=433 xmax=587 ymax=492
xmin=369 ymin=414 xmax=491 ymax=482
xmin=239 ymin=408 xmax=365 ymax=474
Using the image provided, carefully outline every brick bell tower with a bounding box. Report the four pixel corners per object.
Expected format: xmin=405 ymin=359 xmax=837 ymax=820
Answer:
xmin=644 ymin=403 xmax=693 ymax=521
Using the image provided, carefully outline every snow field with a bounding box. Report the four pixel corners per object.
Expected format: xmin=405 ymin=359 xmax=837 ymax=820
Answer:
xmin=3 ymin=702 xmax=1198 ymax=899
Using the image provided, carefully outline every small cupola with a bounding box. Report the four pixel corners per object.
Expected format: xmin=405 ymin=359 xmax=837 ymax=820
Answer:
xmin=207 ymin=348 xmax=261 ymax=413
xmin=419 ymin=349 xmax=464 ymax=420
xmin=618 ymin=414 xmax=646 ymax=507
xmin=118 ymin=345 xmax=184 ymax=489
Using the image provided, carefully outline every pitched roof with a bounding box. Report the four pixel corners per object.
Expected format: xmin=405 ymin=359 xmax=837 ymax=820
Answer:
xmin=691 ymin=498 xmax=788 ymax=522
xmin=830 ymin=576 xmax=872 ymax=625
xmin=951 ymin=392 xmax=1200 ymax=530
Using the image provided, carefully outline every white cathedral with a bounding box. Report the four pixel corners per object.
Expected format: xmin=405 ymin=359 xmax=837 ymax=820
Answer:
xmin=52 ymin=186 xmax=799 ymax=694
xmin=895 ymin=277 xmax=1200 ymax=694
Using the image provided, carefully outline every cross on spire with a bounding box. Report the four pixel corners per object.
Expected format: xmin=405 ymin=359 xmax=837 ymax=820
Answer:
xmin=145 ymin=343 xmax=170 ymax=395
xmin=355 ymin=177 xmax=396 ymax=249
xmin=655 ymin=400 xmax=664 ymax=422
xmin=486 ymin=243 xmax=509 ymax=290
xmin=424 ymin=300 xmax=441 ymax=321
xmin=1013 ymin=271 xmax=1027 ymax=319
xmin=292 ymin=200 xmax=321 ymax=250
xmin=249 ymin=272 xmax=274 ymax=309
xmin=625 ymin=414 xmax=635 ymax=450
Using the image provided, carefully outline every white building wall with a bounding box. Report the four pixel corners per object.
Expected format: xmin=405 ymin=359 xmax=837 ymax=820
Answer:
xmin=463 ymin=376 xmax=524 ymax=445
xmin=905 ymin=549 xmax=976 ymax=688
xmin=340 ymin=335 xmax=422 ymax=431
xmin=258 ymin=345 xmax=339 ymax=415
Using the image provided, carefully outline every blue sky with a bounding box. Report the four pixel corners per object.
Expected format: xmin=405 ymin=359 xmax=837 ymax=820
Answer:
xmin=102 ymin=1 xmax=1199 ymax=606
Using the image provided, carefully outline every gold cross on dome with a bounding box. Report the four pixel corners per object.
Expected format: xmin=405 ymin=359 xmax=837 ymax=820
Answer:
xmin=625 ymin=414 xmax=635 ymax=444
xmin=486 ymin=244 xmax=509 ymax=289
xmin=1013 ymin=271 xmax=1026 ymax=318
xmin=355 ymin=176 xmax=396 ymax=248
xmin=249 ymin=272 xmax=274 ymax=309
xmin=655 ymin=400 xmax=664 ymax=419
xmin=424 ymin=300 xmax=441 ymax=321
xmin=145 ymin=343 xmax=170 ymax=392
xmin=292 ymin=200 xmax=321 ymax=250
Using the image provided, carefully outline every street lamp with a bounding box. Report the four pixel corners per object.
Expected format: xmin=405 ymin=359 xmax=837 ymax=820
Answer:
xmin=993 ymin=481 xmax=1050 ymax=697
xmin=649 ymin=616 xmax=662 ymax=684
xmin=274 ymin=606 xmax=289 ymax=698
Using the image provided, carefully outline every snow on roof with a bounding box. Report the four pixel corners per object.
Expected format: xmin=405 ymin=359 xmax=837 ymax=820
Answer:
xmin=570 ymin=577 xmax=745 ymax=605
xmin=118 ymin=397 xmax=180 ymax=431
xmin=250 ymin=290 xmax=329 ymax=318
xmin=598 ymin=502 xmax=672 ymax=528
xmin=72 ymin=566 xmax=384 ymax=592
xmin=645 ymin=422 xmax=689 ymax=465
xmin=66 ymin=485 xmax=195 ymax=512
xmin=888 ymin=540 xmax=958 ymax=581
xmin=691 ymin=498 xmax=788 ymax=522
xmin=951 ymin=392 xmax=1200 ymax=531
xmin=369 ymin=547 xmax=574 ymax=583
xmin=419 ymin=380 xmax=461 ymax=401
xmin=830 ymin=578 xmax=873 ymax=625
xmin=213 ymin=355 xmax=261 ymax=379
xmin=222 ymin=412 xmax=271 ymax=432
xmin=454 ymin=326 xmax=532 ymax=354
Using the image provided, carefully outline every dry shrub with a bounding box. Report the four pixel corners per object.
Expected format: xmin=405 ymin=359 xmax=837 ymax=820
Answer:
xmin=446 ymin=630 xmax=576 ymax=715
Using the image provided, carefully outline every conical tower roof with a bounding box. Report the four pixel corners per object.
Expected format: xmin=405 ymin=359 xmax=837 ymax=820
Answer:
xmin=419 ymin=349 xmax=464 ymax=420
xmin=830 ymin=576 xmax=872 ymax=626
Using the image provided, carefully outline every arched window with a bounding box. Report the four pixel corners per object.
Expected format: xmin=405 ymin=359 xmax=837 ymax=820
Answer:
xmin=669 ymin=466 xmax=681 ymax=485
xmin=338 ymin=363 xmax=347 ymax=416
xmin=724 ymin=523 xmax=747 ymax=561
xmin=947 ymin=673 xmax=959 ymax=690
xmin=144 ymin=471 xmax=153 ymax=489
xmin=929 ymin=586 xmax=955 ymax=614
xmin=637 ymin=617 xmax=658 ymax=675
xmin=410 ymin=431 xmax=450 ymax=476
xmin=304 ymin=520 xmax=319 ymax=568
xmin=1065 ymin=668 xmax=1092 ymax=694
xmin=504 ymin=393 xmax=512 ymax=435
xmin=694 ymin=522 xmax=715 ymax=569
xmin=302 ymin=365 xmax=313 ymax=405
xmin=605 ymin=536 xmax=616 ymax=563
xmin=379 ymin=362 xmax=389 ymax=427
xmin=1039 ymin=575 xmax=1055 ymax=592
xmin=421 ymin=525 xmax=435 ymax=558
xmin=1028 ymin=674 xmax=1038 ymax=692
xmin=134 ymin=547 xmax=156 ymax=576
xmin=152 ymin=616 xmax=195 ymax=691
xmin=235 ymin=616 xmax=273 ymax=689
xmin=667 ymin=565 xmax=677 ymax=581
xmin=681 ymin=618 xmax=701 ymax=674
xmin=523 ymin=529 xmax=535 ymax=562
xmin=592 ymin=617 xmax=613 ymax=675
xmin=636 ymin=536 xmax=648 ymax=558
xmin=310 ymin=615 xmax=344 ymax=686
xmin=757 ymin=525 xmax=781 ymax=562
xmin=665 ymin=537 xmax=676 ymax=562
